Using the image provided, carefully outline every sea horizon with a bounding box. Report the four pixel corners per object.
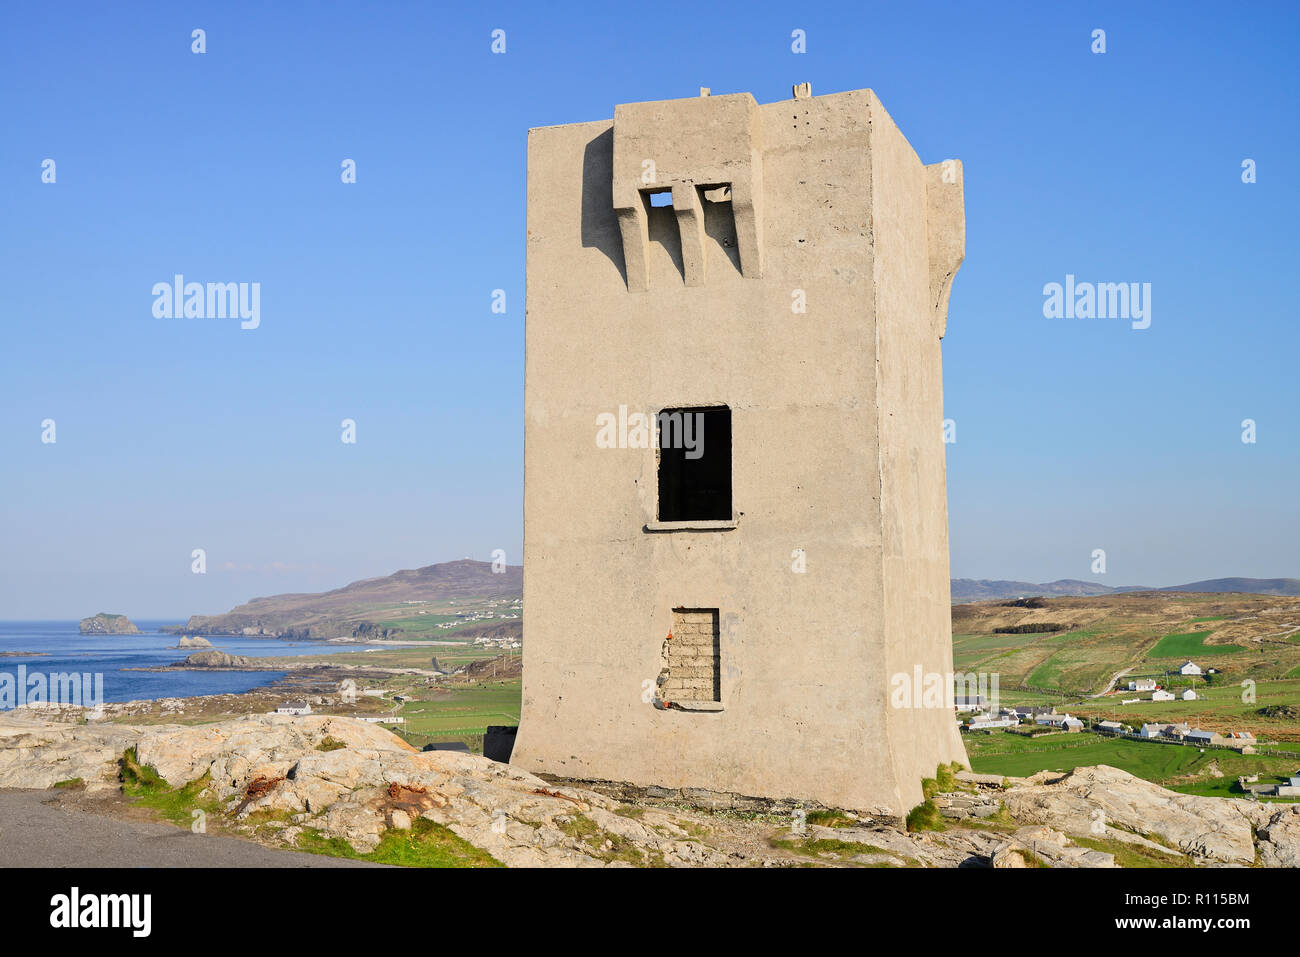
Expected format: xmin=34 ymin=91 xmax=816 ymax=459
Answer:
xmin=0 ymin=620 xmax=381 ymax=708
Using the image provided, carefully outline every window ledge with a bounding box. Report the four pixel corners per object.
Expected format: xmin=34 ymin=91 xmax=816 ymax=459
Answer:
xmin=643 ymin=518 xmax=739 ymax=533
xmin=666 ymin=700 xmax=725 ymax=712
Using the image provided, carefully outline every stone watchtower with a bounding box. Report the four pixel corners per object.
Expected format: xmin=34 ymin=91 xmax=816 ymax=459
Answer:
xmin=512 ymin=86 xmax=968 ymax=815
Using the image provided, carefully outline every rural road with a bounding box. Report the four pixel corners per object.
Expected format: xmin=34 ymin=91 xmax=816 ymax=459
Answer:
xmin=1092 ymin=667 xmax=1132 ymax=698
xmin=0 ymin=790 xmax=381 ymax=868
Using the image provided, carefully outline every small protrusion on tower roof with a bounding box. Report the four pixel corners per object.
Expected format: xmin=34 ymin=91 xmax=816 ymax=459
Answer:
xmin=699 ymin=86 xmax=711 ymax=97
xmin=792 ymin=82 xmax=812 ymax=100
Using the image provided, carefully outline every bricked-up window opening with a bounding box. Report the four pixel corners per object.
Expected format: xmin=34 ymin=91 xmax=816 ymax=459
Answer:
xmin=664 ymin=608 xmax=721 ymax=703
xmin=657 ymin=406 xmax=731 ymax=521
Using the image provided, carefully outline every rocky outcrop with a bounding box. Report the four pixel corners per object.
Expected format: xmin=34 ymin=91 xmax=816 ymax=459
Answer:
xmin=173 ymin=636 xmax=213 ymax=650
xmin=999 ymin=764 xmax=1274 ymax=865
xmin=0 ymin=717 xmax=142 ymax=790
xmin=934 ymin=792 xmax=1003 ymax=820
xmin=991 ymin=826 xmax=1116 ymax=868
xmin=168 ymin=650 xmax=252 ymax=669
xmin=1256 ymin=804 xmax=1300 ymax=867
xmin=1 ymin=715 xmax=1297 ymax=868
xmin=348 ymin=622 xmax=402 ymax=641
xmin=78 ymin=613 xmax=139 ymax=635
xmin=124 ymin=715 xmax=699 ymax=866
xmin=0 ymin=713 xmax=726 ymax=866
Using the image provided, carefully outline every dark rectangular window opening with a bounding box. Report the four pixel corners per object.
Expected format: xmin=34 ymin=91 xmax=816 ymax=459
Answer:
xmin=657 ymin=406 xmax=731 ymax=522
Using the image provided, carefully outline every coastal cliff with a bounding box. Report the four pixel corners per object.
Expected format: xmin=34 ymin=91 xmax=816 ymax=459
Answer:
xmin=164 ymin=558 xmax=522 ymax=640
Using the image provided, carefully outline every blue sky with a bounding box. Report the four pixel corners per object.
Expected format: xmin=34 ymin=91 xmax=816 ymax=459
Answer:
xmin=1 ymin=1 xmax=1296 ymax=618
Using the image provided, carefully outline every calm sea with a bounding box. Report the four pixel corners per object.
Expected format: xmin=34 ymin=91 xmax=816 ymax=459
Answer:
xmin=0 ymin=620 xmax=382 ymax=709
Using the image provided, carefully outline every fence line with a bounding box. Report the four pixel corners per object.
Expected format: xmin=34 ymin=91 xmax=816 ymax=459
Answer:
xmin=396 ymin=727 xmax=492 ymax=738
xmin=1091 ymin=727 xmax=1295 ymax=758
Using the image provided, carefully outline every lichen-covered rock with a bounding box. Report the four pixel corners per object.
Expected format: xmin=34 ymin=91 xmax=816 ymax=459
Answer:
xmin=1256 ymin=804 xmax=1300 ymax=868
xmin=1001 ymin=764 xmax=1256 ymax=864
xmin=998 ymin=825 xmax=1116 ymax=868
xmin=991 ymin=844 xmax=1032 ymax=867
xmin=134 ymin=714 xmax=413 ymax=785
xmin=0 ymin=714 xmax=143 ymax=790
xmin=5 ymin=713 xmax=1300 ymax=868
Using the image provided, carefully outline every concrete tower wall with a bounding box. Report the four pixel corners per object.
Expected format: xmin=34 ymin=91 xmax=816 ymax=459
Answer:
xmin=513 ymin=87 xmax=966 ymax=815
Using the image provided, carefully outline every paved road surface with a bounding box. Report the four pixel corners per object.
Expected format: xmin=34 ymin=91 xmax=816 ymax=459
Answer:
xmin=0 ymin=790 xmax=381 ymax=867
xmin=1092 ymin=667 xmax=1133 ymax=698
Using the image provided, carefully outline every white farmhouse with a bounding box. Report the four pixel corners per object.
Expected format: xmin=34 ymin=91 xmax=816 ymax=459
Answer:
xmin=1181 ymin=689 xmax=1197 ymax=701
xmin=1037 ymin=713 xmax=1083 ymax=732
xmin=1151 ymin=690 xmax=1175 ymax=702
xmin=275 ymin=700 xmax=312 ymax=716
xmin=966 ymin=713 xmax=1017 ymax=730
xmin=1179 ymin=661 xmax=1202 ymax=676
xmin=1127 ymin=678 xmax=1157 ymax=692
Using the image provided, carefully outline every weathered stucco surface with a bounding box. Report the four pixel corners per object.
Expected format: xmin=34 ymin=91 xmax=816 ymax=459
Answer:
xmin=513 ymin=87 xmax=967 ymax=815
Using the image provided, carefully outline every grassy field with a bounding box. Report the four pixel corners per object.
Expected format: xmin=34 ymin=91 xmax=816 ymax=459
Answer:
xmin=371 ymin=596 xmax=521 ymax=638
xmin=244 ymin=642 xmax=523 ymax=751
xmin=394 ymin=679 xmax=521 ymax=739
xmin=950 ymin=593 xmax=1300 ymax=712
xmin=381 ymin=612 xmax=469 ymax=631
xmin=1148 ymin=630 xmax=1243 ymax=658
xmin=1068 ymin=677 xmax=1300 ymax=740
xmin=257 ymin=644 xmax=505 ymax=672
xmin=964 ymin=732 xmax=1203 ymax=779
xmin=963 ymin=731 xmax=1300 ymax=799
xmin=1024 ymin=628 xmax=1117 ymax=692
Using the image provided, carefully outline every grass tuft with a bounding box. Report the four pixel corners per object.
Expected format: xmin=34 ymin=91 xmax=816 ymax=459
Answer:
xmin=906 ymin=800 xmax=946 ymax=833
xmin=296 ymin=819 xmax=502 ymax=868
xmin=118 ymin=746 xmax=167 ymax=796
